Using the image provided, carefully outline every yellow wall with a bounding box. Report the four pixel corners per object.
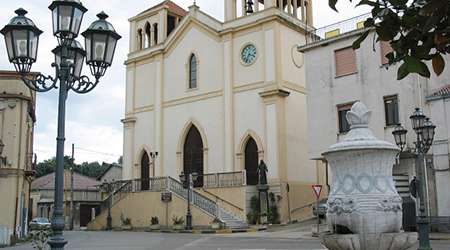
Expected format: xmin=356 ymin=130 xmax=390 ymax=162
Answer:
xmin=87 ymin=191 xmax=214 ymax=230
xmin=196 ymin=186 xmax=247 ymax=220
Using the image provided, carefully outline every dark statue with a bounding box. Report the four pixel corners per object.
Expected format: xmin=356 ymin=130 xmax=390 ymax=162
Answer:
xmin=257 ymin=159 xmax=268 ymax=185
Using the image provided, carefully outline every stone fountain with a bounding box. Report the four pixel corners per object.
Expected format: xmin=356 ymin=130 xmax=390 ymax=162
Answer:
xmin=320 ymin=102 xmax=417 ymax=250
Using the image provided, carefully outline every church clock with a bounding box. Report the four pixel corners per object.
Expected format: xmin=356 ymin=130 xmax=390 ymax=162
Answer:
xmin=241 ymin=44 xmax=257 ymax=64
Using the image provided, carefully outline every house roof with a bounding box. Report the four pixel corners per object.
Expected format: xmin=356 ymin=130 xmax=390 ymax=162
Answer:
xmin=429 ymin=84 xmax=450 ymax=97
xmin=141 ymin=0 xmax=188 ymax=17
xmin=31 ymin=172 xmax=101 ymax=191
xmin=96 ymin=163 xmax=122 ymax=181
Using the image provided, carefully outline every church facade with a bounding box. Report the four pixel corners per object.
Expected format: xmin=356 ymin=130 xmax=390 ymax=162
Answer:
xmin=120 ymin=0 xmax=324 ymax=225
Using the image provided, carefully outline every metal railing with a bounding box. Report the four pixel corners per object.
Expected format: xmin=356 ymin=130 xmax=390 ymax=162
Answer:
xmin=113 ymin=180 xmax=132 ymax=203
xmin=167 ymin=176 xmax=219 ymax=217
xmin=310 ymin=12 xmax=371 ymax=40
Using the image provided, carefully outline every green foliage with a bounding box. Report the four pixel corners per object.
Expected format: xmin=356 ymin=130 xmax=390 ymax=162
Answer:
xmin=172 ymin=215 xmax=184 ymax=225
xmin=27 ymin=227 xmax=52 ymax=250
xmin=330 ymin=0 xmax=450 ymax=79
xmin=119 ymin=213 xmax=132 ymax=225
xmin=151 ymin=216 xmax=159 ymax=225
xmin=267 ymin=192 xmax=282 ymax=224
xmin=36 ymin=156 xmax=110 ymax=179
xmin=247 ymin=195 xmax=260 ymax=224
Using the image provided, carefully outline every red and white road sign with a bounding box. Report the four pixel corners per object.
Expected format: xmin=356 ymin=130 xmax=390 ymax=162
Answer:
xmin=312 ymin=185 xmax=322 ymax=199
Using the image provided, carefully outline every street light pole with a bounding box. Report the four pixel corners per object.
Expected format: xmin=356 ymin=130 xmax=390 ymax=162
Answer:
xmin=103 ymin=179 xmax=115 ymax=231
xmin=415 ymin=134 xmax=431 ymax=250
xmin=180 ymin=171 xmax=198 ymax=230
xmin=1 ymin=2 xmax=121 ymax=249
xmin=392 ymin=108 xmax=436 ymax=250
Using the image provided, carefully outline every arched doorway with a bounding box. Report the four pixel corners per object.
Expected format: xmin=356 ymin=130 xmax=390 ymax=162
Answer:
xmin=183 ymin=126 xmax=204 ymax=187
xmin=141 ymin=152 xmax=150 ymax=190
xmin=245 ymin=137 xmax=259 ymax=185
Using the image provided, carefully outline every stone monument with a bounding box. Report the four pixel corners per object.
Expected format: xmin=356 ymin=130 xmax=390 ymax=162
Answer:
xmin=320 ymin=102 xmax=417 ymax=250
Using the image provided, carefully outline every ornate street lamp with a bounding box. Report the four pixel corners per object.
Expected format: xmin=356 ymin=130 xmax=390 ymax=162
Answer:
xmin=179 ymin=171 xmax=198 ymax=229
xmin=392 ymin=108 xmax=436 ymax=250
xmin=1 ymin=1 xmax=121 ymax=249
xmin=150 ymin=151 xmax=158 ymax=177
xmin=102 ymin=179 xmax=115 ymax=231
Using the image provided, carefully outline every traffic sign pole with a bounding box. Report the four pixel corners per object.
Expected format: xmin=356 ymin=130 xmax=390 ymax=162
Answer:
xmin=311 ymin=185 xmax=323 ymax=236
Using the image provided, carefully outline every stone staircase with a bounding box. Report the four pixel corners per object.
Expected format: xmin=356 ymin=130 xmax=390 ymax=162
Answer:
xmin=165 ymin=176 xmax=248 ymax=229
xmin=219 ymin=208 xmax=248 ymax=229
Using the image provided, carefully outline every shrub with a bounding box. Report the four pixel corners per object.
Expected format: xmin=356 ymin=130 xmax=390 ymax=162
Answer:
xmin=27 ymin=228 xmax=52 ymax=250
xmin=172 ymin=215 xmax=184 ymax=225
xmin=151 ymin=216 xmax=159 ymax=225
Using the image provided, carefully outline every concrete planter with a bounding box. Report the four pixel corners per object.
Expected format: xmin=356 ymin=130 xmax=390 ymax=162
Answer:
xmin=121 ymin=225 xmax=132 ymax=231
xmin=172 ymin=224 xmax=184 ymax=230
xmin=149 ymin=224 xmax=160 ymax=230
xmin=211 ymin=222 xmax=221 ymax=229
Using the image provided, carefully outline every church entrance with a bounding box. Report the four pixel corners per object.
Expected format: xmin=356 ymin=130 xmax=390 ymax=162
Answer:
xmin=245 ymin=137 xmax=259 ymax=185
xmin=183 ymin=126 xmax=204 ymax=187
xmin=141 ymin=152 xmax=150 ymax=190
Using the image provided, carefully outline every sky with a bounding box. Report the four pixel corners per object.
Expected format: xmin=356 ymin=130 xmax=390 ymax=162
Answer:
xmin=0 ymin=0 xmax=370 ymax=164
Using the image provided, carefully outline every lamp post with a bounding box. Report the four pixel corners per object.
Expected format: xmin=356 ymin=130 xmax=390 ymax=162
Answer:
xmin=1 ymin=1 xmax=121 ymax=249
xmin=392 ymin=108 xmax=436 ymax=250
xmin=102 ymin=179 xmax=115 ymax=231
xmin=150 ymin=151 xmax=158 ymax=177
xmin=179 ymin=171 xmax=198 ymax=230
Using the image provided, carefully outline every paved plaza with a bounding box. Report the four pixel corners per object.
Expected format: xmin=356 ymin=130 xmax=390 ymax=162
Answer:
xmin=6 ymin=219 xmax=450 ymax=250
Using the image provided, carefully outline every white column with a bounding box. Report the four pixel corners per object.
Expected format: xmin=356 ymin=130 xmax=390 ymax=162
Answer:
xmin=223 ymin=38 xmax=234 ymax=172
xmin=225 ymin=0 xmax=237 ymax=21
xmin=265 ymin=0 xmax=276 ymax=8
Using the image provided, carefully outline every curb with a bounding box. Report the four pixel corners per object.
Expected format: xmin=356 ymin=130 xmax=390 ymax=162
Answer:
xmin=149 ymin=228 xmax=267 ymax=234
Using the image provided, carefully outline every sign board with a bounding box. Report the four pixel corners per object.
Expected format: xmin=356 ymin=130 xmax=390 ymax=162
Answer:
xmin=161 ymin=192 xmax=172 ymax=202
xmin=311 ymin=185 xmax=322 ymax=199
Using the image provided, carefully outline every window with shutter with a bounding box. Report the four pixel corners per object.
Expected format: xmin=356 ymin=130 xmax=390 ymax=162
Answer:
xmin=335 ymin=47 xmax=357 ymax=77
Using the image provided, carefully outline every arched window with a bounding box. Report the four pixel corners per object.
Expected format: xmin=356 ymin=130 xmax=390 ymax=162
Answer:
xmin=153 ymin=23 xmax=158 ymax=45
xmin=245 ymin=137 xmax=259 ymax=185
xmin=140 ymin=152 xmax=150 ymax=190
xmin=189 ymin=54 xmax=197 ymax=89
xmin=183 ymin=126 xmax=203 ymax=187
xmin=145 ymin=22 xmax=151 ymax=48
xmin=137 ymin=29 xmax=143 ymax=50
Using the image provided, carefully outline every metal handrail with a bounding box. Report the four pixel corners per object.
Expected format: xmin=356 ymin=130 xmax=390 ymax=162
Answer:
xmin=166 ymin=176 xmax=218 ymax=217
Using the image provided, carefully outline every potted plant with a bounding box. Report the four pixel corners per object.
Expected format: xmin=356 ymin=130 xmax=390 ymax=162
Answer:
xmin=172 ymin=215 xmax=184 ymax=230
xmin=150 ymin=216 xmax=160 ymax=230
xmin=121 ymin=217 xmax=132 ymax=230
xmin=211 ymin=217 xmax=222 ymax=229
xmin=259 ymin=212 xmax=268 ymax=224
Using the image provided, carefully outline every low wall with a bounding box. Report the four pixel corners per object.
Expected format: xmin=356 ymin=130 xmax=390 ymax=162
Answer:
xmin=87 ymin=191 xmax=214 ymax=230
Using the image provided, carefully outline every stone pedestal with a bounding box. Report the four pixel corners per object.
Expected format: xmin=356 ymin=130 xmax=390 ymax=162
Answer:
xmin=321 ymin=102 xmax=417 ymax=250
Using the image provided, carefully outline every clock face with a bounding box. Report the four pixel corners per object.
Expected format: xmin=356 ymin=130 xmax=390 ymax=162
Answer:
xmin=242 ymin=44 xmax=257 ymax=64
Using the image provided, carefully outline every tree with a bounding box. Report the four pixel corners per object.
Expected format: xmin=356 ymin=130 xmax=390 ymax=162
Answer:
xmin=36 ymin=157 xmax=109 ymax=179
xmin=329 ymin=0 xmax=450 ymax=79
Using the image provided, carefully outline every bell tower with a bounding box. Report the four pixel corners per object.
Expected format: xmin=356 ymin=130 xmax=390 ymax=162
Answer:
xmin=225 ymin=0 xmax=313 ymax=25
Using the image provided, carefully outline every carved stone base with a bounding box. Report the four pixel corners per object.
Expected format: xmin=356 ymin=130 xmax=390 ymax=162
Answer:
xmin=320 ymin=232 xmax=417 ymax=250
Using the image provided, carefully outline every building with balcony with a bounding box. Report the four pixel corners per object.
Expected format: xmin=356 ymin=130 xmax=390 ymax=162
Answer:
xmin=299 ymin=15 xmax=450 ymax=227
xmin=0 ymin=70 xmax=37 ymax=246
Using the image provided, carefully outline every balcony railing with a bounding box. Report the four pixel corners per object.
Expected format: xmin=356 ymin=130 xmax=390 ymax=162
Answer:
xmin=203 ymin=170 xmax=247 ymax=188
xmin=310 ymin=13 xmax=371 ymax=41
